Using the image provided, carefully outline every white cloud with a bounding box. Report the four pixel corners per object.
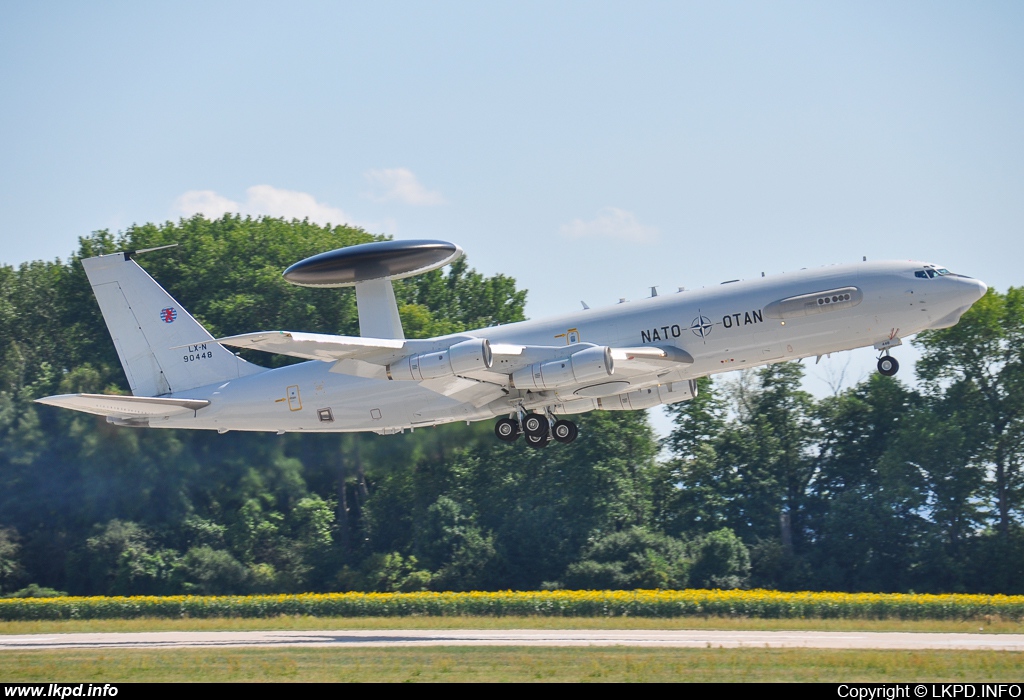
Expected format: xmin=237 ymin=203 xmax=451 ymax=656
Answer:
xmin=363 ymin=168 xmax=445 ymax=205
xmin=559 ymin=207 xmax=659 ymax=243
xmin=174 ymin=190 xmax=239 ymax=219
xmin=175 ymin=185 xmax=352 ymax=226
xmin=245 ymin=185 xmax=350 ymax=223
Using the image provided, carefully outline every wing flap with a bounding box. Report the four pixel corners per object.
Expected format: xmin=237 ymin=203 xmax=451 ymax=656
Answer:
xmin=417 ymin=376 xmax=509 ymax=406
xmin=612 ymin=345 xmax=694 ymax=376
xmin=466 ymin=343 xmax=695 ymax=385
xmin=611 ymin=345 xmax=694 ymax=363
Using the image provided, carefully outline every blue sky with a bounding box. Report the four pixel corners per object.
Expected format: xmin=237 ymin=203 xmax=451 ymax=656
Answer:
xmin=2 ymin=1 xmax=1022 ymax=425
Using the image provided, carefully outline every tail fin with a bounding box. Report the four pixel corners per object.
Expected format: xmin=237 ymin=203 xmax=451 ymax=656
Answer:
xmin=82 ymin=252 xmax=265 ymax=396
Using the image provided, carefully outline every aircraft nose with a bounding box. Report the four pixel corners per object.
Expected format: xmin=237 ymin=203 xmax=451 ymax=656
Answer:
xmin=962 ymin=278 xmax=988 ymax=305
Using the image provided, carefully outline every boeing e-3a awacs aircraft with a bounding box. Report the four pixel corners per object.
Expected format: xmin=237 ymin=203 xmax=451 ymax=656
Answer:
xmin=37 ymin=240 xmax=988 ymax=448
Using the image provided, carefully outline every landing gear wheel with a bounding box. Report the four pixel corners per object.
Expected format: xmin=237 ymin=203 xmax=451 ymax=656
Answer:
xmin=877 ymin=355 xmax=900 ymax=377
xmin=494 ymin=417 xmax=520 ymax=442
xmin=522 ymin=414 xmax=548 ymax=439
xmin=552 ymin=419 xmax=578 ymax=444
xmin=525 ymin=432 xmax=550 ymax=449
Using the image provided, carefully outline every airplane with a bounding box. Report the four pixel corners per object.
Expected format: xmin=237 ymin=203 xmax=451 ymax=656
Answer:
xmin=36 ymin=240 xmax=988 ymax=448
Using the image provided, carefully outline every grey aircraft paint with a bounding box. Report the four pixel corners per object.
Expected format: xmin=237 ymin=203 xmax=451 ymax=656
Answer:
xmin=37 ymin=247 xmax=987 ymax=445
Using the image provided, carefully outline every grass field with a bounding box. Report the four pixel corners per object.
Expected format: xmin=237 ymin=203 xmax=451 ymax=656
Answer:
xmin=4 ymin=614 xmax=1019 ymax=679
xmin=1 ymin=614 xmax=1023 ymax=635
xmin=5 ymin=616 xmax=1022 ymax=682
xmin=3 ymin=646 xmax=1023 ymax=682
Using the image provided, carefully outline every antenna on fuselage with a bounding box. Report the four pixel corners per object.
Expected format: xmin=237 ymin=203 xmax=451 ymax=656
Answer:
xmin=282 ymin=239 xmax=463 ymax=340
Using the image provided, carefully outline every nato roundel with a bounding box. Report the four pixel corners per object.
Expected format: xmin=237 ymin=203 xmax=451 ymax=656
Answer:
xmin=282 ymin=240 xmax=464 ymax=287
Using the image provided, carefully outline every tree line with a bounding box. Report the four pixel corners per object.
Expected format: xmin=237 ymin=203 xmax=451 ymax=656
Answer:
xmin=0 ymin=216 xmax=1020 ymax=596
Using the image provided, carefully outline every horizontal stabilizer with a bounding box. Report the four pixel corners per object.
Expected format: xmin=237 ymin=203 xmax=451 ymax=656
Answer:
xmin=35 ymin=393 xmax=209 ymax=418
xmin=200 ymin=331 xmax=407 ymax=363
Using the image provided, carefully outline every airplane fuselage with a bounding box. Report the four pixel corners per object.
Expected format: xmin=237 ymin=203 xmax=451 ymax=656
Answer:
xmin=143 ymin=259 xmax=985 ymax=434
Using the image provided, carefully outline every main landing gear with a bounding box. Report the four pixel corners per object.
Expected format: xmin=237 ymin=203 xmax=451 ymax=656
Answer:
xmin=494 ymin=417 xmax=519 ymax=441
xmin=494 ymin=412 xmax=578 ymax=448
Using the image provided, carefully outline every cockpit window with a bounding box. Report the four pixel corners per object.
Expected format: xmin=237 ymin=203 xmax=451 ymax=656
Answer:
xmin=915 ymin=267 xmax=952 ymax=279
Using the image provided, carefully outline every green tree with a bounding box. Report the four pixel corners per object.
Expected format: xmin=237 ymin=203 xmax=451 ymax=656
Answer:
xmin=689 ymin=528 xmax=750 ymax=589
xmin=560 ymin=527 xmax=690 ymax=590
xmin=351 ymin=552 xmax=432 ymax=592
xmin=807 ymin=374 xmax=924 ymax=592
xmin=178 ymin=546 xmax=249 ymax=595
xmin=471 ymin=410 xmax=660 ymax=589
xmin=0 ymin=528 xmax=23 ymax=594
xmin=882 ymin=406 xmax=984 ymax=592
xmin=413 ymin=496 xmax=496 ymax=591
xmin=658 ymin=377 xmax=731 ymax=536
xmin=78 ymin=520 xmax=180 ymax=595
xmin=915 ymin=289 xmax=1024 ymax=544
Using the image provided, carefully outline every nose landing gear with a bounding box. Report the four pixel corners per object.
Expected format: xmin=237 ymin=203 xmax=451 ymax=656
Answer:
xmin=877 ymin=354 xmax=900 ymax=377
xmin=874 ymin=333 xmax=902 ymax=377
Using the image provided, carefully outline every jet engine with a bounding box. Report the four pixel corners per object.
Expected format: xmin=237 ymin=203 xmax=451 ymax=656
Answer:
xmin=387 ymin=338 xmax=493 ymax=381
xmin=509 ymin=345 xmax=613 ymax=391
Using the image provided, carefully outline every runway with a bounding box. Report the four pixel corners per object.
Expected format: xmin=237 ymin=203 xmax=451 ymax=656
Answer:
xmin=4 ymin=629 xmax=1024 ymax=651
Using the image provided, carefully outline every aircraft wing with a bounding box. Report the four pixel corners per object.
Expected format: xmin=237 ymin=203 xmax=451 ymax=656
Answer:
xmin=417 ymin=376 xmax=509 ymax=406
xmin=463 ymin=343 xmax=694 ymax=385
xmin=206 ymin=333 xmax=692 ymax=392
xmin=35 ymin=393 xmax=209 ymax=418
xmin=203 ymin=331 xmax=408 ymax=364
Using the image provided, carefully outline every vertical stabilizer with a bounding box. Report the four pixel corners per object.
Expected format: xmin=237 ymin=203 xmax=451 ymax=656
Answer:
xmin=82 ymin=253 xmax=265 ymax=396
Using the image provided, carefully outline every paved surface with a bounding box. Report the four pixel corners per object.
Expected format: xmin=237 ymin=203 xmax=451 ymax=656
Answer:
xmin=3 ymin=630 xmax=1024 ymax=651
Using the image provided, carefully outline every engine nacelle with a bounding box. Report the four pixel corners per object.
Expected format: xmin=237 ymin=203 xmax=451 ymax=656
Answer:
xmin=597 ymin=380 xmax=698 ymax=411
xmin=387 ymin=338 xmax=493 ymax=381
xmin=509 ymin=345 xmax=614 ymax=391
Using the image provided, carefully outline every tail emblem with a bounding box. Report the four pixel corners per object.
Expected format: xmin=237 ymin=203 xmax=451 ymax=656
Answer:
xmin=160 ymin=307 xmax=178 ymax=323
